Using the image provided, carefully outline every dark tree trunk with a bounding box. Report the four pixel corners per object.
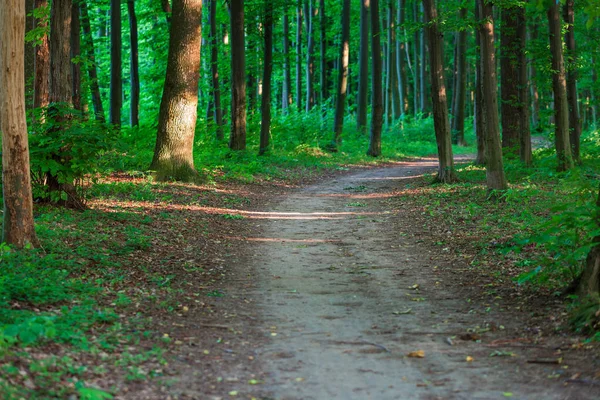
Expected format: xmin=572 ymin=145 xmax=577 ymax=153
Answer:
xmin=412 ymin=1 xmax=419 ymax=115
xmin=50 ymin=0 xmax=73 ymax=105
xmin=474 ymin=1 xmax=485 ymax=165
xmin=563 ymin=0 xmax=580 ymax=164
xmin=451 ymin=7 xmax=467 ymax=146
xmin=71 ymin=1 xmax=82 ymax=112
xmin=396 ymin=0 xmax=406 ymax=116
xmin=150 ymin=0 xmax=202 ymax=181
xmin=229 ymin=0 xmax=246 ymax=150
xmin=305 ymin=0 xmax=315 ymax=112
xmin=577 ymin=188 xmax=600 ymax=296
xmin=209 ymin=0 xmax=223 ymax=138
xmin=477 ymin=0 xmax=507 ymax=191
xmin=319 ymin=0 xmax=327 ymax=106
xmin=419 ymin=3 xmax=426 ymax=114
xmin=282 ymin=6 xmax=291 ymax=112
xmin=25 ymin=0 xmax=36 ymax=111
xmin=80 ymin=0 xmax=105 ymax=122
xmin=528 ymin=24 xmax=540 ymax=131
xmin=357 ymin=0 xmax=369 ymax=133
xmin=110 ymin=0 xmax=122 ymax=127
xmin=500 ymin=5 xmax=522 ymax=151
xmin=517 ymin=7 xmax=531 ymax=166
xmin=295 ymin=1 xmax=302 ymax=111
xmin=367 ymin=0 xmax=383 ymax=157
xmin=33 ymin=0 xmax=50 ymax=117
xmin=259 ymin=0 xmax=273 ymax=155
xmin=548 ymin=3 xmax=573 ymax=171
xmin=332 ymin=0 xmax=350 ymax=146
xmin=161 ymin=0 xmax=172 ymax=24
xmin=127 ymin=0 xmax=140 ymax=126
xmin=423 ymin=0 xmax=455 ymax=183
xmin=1 ymin=0 xmax=39 ymax=248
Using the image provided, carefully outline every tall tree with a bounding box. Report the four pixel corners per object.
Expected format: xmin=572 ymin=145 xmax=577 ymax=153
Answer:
xmin=451 ymin=7 xmax=467 ymax=146
xmin=71 ymin=1 xmax=82 ymax=112
xmin=548 ymin=2 xmax=573 ymax=171
xmin=356 ymin=0 xmax=369 ymax=132
xmin=474 ymin=0 xmax=485 ymax=165
xmin=563 ymin=0 xmax=580 ymax=164
xmin=209 ymin=0 xmax=223 ymax=138
xmin=80 ymin=1 xmax=105 ymax=122
xmin=396 ymin=0 xmax=406 ymax=116
xmin=305 ymin=0 xmax=315 ymax=111
xmin=33 ymin=0 xmax=50 ymax=119
xmin=127 ymin=0 xmax=140 ymax=126
xmin=332 ymin=0 xmax=350 ymax=146
xmin=477 ymin=0 xmax=507 ymax=190
xmin=295 ymin=1 xmax=302 ymax=110
xmin=110 ymin=0 xmax=122 ymax=127
xmin=50 ymin=0 xmax=72 ymax=105
xmin=259 ymin=0 xmax=273 ymax=155
xmin=1 ymin=0 xmax=39 ymax=248
xmin=282 ymin=4 xmax=291 ymax=112
xmin=367 ymin=0 xmax=383 ymax=157
xmin=319 ymin=0 xmax=327 ymax=106
xmin=423 ymin=0 xmax=455 ymax=183
xmin=517 ymin=5 xmax=531 ymax=166
xmin=150 ymin=0 xmax=202 ymax=181
xmin=229 ymin=0 xmax=246 ymax=150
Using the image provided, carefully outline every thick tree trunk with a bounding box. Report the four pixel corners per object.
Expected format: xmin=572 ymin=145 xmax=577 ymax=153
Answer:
xmin=80 ymin=1 xmax=105 ymax=122
xmin=357 ymin=0 xmax=369 ymax=133
xmin=305 ymin=0 xmax=315 ymax=112
xmin=548 ymin=3 xmax=573 ymax=171
xmin=229 ymin=0 xmax=246 ymax=150
xmin=71 ymin=2 xmax=82 ymax=112
xmin=477 ymin=0 xmax=507 ymax=191
xmin=127 ymin=0 xmax=140 ymax=126
xmin=150 ymin=0 xmax=202 ymax=181
xmin=367 ymin=0 xmax=383 ymax=157
xmin=50 ymin=0 xmax=73 ymax=105
xmin=474 ymin=1 xmax=485 ymax=165
xmin=33 ymin=0 xmax=50 ymax=118
xmin=1 ymin=0 xmax=39 ymax=248
xmin=451 ymin=7 xmax=467 ymax=146
xmin=110 ymin=0 xmax=122 ymax=127
xmin=209 ymin=0 xmax=223 ymax=138
xmin=563 ymin=0 xmax=580 ymax=164
xmin=423 ymin=0 xmax=455 ymax=183
xmin=259 ymin=1 xmax=273 ymax=155
xmin=295 ymin=1 xmax=302 ymax=111
xmin=319 ymin=0 xmax=327 ymax=106
xmin=282 ymin=7 xmax=291 ymax=112
xmin=332 ymin=0 xmax=350 ymax=146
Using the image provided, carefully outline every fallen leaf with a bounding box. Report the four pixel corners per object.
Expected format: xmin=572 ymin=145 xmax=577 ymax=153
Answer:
xmin=407 ymin=350 xmax=425 ymax=358
xmin=466 ymin=356 xmax=474 ymax=362
xmin=393 ymin=308 xmax=412 ymax=315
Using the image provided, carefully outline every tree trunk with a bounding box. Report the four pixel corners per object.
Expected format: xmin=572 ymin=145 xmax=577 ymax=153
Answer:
xmin=548 ymin=3 xmax=573 ymax=171
xmin=1 ymin=0 xmax=39 ymax=248
xmin=477 ymin=0 xmax=507 ymax=191
xmin=110 ymin=0 xmax=122 ymax=127
xmin=25 ymin=0 xmax=36 ymax=112
xmin=71 ymin=2 xmax=82 ymax=112
xmin=50 ymin=0 xmax=73 ymax=105
xmin=319 ymin=0 xmax=327 ymax=106
xmin=33 ymin=0 xmax=50 ymax=118
xmin=423 ymin=0 xmax=455 ymax=183
xmin=517 ymin=6 xmax=531 ymax=166
xmin=563 ymin=0 xmax=580 ymax=164
xmin=412 ymin=1 xmax=419 ymax=115
xmin=474 ymin=1 xmax=485 ymax=165
xmin=127 ymin=0 xmax=140 ymax=126
xmin=367 ymin=0 xmax=383 ymax=157
xmin=419 ymin=3 xmax=426 ymax=114
xmin=80 ymin=1 xmax=105 ymax=122
xmin=295 ymin=1 xmax=302 ymax=111
xmin=229 ymin=0 xmax=246 ymax=150
xmin=332 ymin=0 xmax=350 ymax=146
xmin=500 ymin=6 xmax=522 ymax=151
xmin=282 ymin=6 xmax=291 ymax=112
xmin=305 ymin=0 xmax=315 ymax=112
xmin=209 ymin=0 xmax=223 ymax=138
xmin=451 ymin=7 xmax=467 ymax=146
xmin=259 ymin=0 xmax=273 ymax=155
xmin=577 ymin=188 xmax=600 ymax=296
xmin=150 ymin=0 xmax=202 ymax=181
xmin=396 ymin=0 xmax=406 ymax=116
xmin=357 ymin=0 xmax=369 ymax=133
xmin=528 ymin=24 xmax=540 ymax=131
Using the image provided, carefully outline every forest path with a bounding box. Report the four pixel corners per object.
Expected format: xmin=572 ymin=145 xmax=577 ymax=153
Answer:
xmin=246 ymin=160 xmax=593 ymax=400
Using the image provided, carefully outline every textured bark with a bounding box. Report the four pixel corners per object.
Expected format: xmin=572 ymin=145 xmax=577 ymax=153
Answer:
xmin=1 ymin=0 xmax=39 ymax=248
xmin=295 ymin=1 xmax=302 ymax=111
xmin=477 ymin=0 xmax=507 ymax=191
xmin=419 ymin=3 xmax=426 ymax=114
xmin=528 ymin=24 xmax=540 ymax=130
xmin=110 ymin=0 xmax=122 ymax=127
xmin=305 ymin=0 xmax=315 ymax=112
xmin=451 ymin=7 xmax=467 ymax=146
xmin=388 ymin=2 xmax=400 ymax=120
xmin=150 ymin=0 xmax=202 ymax=181
xmin=50 ymin=0 xmax=73 ymax=104
xmin=412 ymin=1 xmax=419 ymax=115
xmin=548 ymin=3 xmax=573 ymax=171
xmin=33 ymin=0 xmax=50 ymax=114
xmin=71 ymin=2 xmax=82 ymax=112
xmin=319 ymin=0 xmax=327 ymax=105
xmin=332 ymin=0 xmax=350 ymax=146
xmin=259 ymin=1 xmax=273 ymax=155
xmin=474 ymin=1 xmax=485 ymax=165
xmin=127 ymin=0 xmax=140 ymax=126
xmin=500 ymin=6 xmax=521 ymax=151
xmin=25 ymin=0 xmax=36 ymax=111
xmin=423 ymin=0 xmax=455 ymax=183
xmin=367 ymin=0 xmax=383 ymax=157
xmin=80 ymin=0 xmax=105 ymax=122
xmin=517 ymin=7 xmax=531 ymax=166
xmin=563 ymin=0 xmax=580 ymax=164
xmin=209 ymin=0 xmax=223 ymax=138
xmin=577 ymin=189 xmax=600 ymax=296
xmin=357 ymin=0 xmax=369 ymax=133
xmin=282 ymin=7 xmax=291 ymax=112
xmin=229 ymin=0 xmax=246 ymax=150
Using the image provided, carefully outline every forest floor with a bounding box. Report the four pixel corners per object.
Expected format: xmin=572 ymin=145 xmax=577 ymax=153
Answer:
xmin=97 ymin=158 xmax=600 ymax=400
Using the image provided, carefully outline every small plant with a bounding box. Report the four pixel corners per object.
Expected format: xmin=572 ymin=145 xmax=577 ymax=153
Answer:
xmin=222 ymin=213 xmax=245 ymax=220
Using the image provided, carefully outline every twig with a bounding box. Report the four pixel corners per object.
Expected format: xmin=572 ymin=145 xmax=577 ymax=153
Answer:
xmin=526 ymin=359 xmax=561 ymax=365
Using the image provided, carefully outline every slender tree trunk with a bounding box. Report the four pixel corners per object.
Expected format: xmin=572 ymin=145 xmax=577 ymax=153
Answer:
xmin=500 ymin=6 xmax=522 ymax=151
xmin=396 ymin=0 xmax=406 ymax=116
xmin=33 ymin=0 xmax=50 ymax=118
xmin=451 ymin=7 xmax=467 ymax=146
xmin=390 ymin=3 xmax=400 ymax=120
xmin=517 ymin=7 xmax=531 ymax=166
xmin=127 ymin=0 xmax=140 ymax=126
xmin=548 ymin=3 xmax=573 ymax=171
xmin=423 ymin=0 xmax=455 ymax=183
xmin=1 ymin=0 xmax=39 ymax=248
xmin=305 ymin=0 xmax=315 ymax=112
xmin=295 ymin=1 xmax=302 ymax=111
xmin=477 ymin=0 xmax=507 ymax=191
xmin=528 ymin=24 xmax=540 ymax=131
xmin=474 ymin=1 xmax=485 ymax=165
xmin=384 ymin=11 xmax=391 ymax=125
xmin=110 ymin=0 xmax=122 ymax=127
xmin=80 ymin=1 xmax=105 ymax=122
xmin=259 ymin=0 xmax=273 ymax=155
xmin=71 ymin=2 xmax=82 ymax=112
xmin=282 ymin=6 xmax=291 ymax=112
xmin=25 ymin=0 xmax=36 ymax=112
xmin=319 ymin=0 xmax=327 ymax=106
xmin=357 ymin=0 xmax=369 ymax=132
xmin=419 ymin=4 xmax=426 ymax=114
xmin=367 ymin=0 xmax=383 ymax=157
xmin=563 ymin=0 xmax=580 ymax=164
xmin=150 ymin=0 xmax=202 ymax=181
xmin=332 ymin=0 xmax=350 ymax=146
xmin=229 ymin=0 xmax=246 ymax=150
xmin=209 ymin=0 xmax=223 ymax=138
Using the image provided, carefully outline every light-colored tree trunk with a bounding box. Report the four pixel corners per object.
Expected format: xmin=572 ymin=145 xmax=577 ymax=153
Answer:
xmin=33 ymin=0 xmax=50 ymax=120
xmin=295 ymin=1 xmax=302 ymax=111
xmin=563 ymin=0 xmax=580 ymax=164
xmin=1 ymin=0 xmax=39 ymax=248
xmin=332 ymin=0 xmax=350 ymax=146
xmin=229 ymin=0 xmax=246 ymax=150
xmin=259 ymin=0 xmax=273 ymax=155
xmin=367 ymin=0 xmax=383 ymax=157
xmin=305 ymin=0 xmax=315 ymax=112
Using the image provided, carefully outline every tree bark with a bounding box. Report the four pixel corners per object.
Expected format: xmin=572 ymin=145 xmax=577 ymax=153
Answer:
xmin=80 ymin=1 xmax=105 ymax=122
xmin=209 ymin=0 xmax=223 ymax=138
xmin=500 ymin=5 xmax=522 ymax=151
xmin=563 ymin=0 xmax=580 ymax=164
xmin=528 ymin=24 xmax=540 ymax=131
xmin=1 ymin=0 xmax=39 ymax=248
xmin=423 ymin=0 xmax=455 ymax=183
xmin=305 ymin=0 xmax=315 ymax=112
xmin=357 ymin=0 xmax=369 ymax=133
xmin=150 ymin=0 xmax=202 ymax=181
xmin=577 ymin=188 xmax=600 ymax=296
xmin=71 ymin=1 xmax=82 ymax=112
xmin=474 ymin=1 xmax=485 ymax=165
xmin=367 ymin=0 xmax=383 ymax=157
xmin=331 ymin=0 xmax=350 ymax=146
xmin=396 ymin=0 xmax=406 ymax=116
xmin=229 ymin=0 xmax=246 ymax=150
xmin=33 ymin=0 xmax=50 ymax=117
xmin=548 ymin=3 xmax=573 ymax=171
xmin=477 ymin=0 xmax=507 ymax=191
xmin=517 ymin=6 xmax=531 ymax=166
xmin=259 ymin=1 xmax=273 ymax=155
xmin=451 ymin=7 xmax=467 ymax=146
xmin=110 ymin=0 xmax=122 ymax=127
xmin=295 ymin=1 xmax=303 ymax=111
xmin=50 ymin=0 xmax=73 ymax=105
xmin=127 ymin=0 xmax=140 ymax=126
xmin=319 ymin=0 xmax=327 ymax=106
xmin=419 ymin=3 xmax=426 ymax=114
xmin=282 ymin=6 xmax=291 ymax=112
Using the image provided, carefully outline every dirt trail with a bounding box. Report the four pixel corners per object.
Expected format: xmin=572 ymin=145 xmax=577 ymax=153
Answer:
xmin=246 ymin=161 xmax=597 ymax=400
